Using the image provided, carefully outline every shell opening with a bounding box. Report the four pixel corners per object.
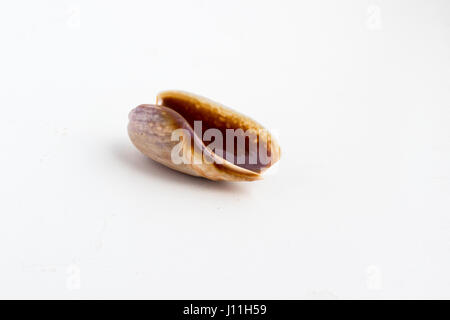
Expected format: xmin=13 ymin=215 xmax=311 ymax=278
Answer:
xmin=157 ymin=93 xmax=276 ymax=173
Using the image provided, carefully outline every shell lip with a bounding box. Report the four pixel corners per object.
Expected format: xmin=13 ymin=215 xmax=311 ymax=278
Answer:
xmin=129 ymin=103 xmax=264 ymax=178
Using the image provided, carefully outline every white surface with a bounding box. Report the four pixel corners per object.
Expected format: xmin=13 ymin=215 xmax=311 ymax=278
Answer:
xmin=1 ymin=0 xmax=450 ymax=299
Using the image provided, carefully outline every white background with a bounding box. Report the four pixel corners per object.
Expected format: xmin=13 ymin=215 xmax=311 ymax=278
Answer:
xmin=0 ymin=0 xmax=449 ymax=299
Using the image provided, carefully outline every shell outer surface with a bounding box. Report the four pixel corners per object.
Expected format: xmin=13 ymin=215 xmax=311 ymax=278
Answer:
xmin=128 ymin=91 xmax=280 ymax=181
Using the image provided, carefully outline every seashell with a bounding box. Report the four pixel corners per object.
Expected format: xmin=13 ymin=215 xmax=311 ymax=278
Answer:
xmin=127 ymin=91 xmax=280 ymax=181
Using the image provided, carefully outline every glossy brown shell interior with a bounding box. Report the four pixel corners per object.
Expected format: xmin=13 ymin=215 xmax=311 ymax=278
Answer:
xmin=157 ymin=91 xmax=279 ymax=173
